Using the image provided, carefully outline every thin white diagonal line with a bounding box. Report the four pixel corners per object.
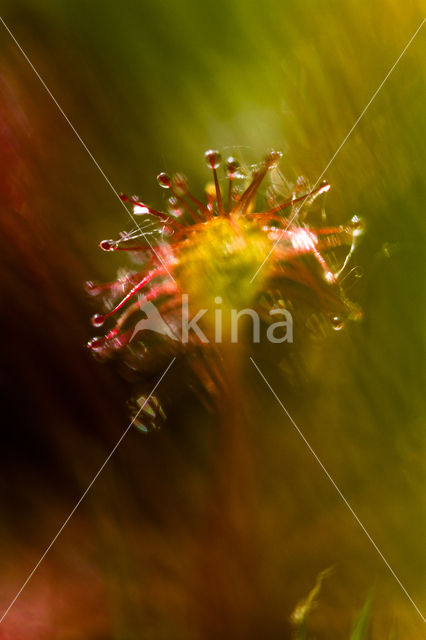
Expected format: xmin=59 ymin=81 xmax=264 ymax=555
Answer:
xmin=250 ymin=356 xmax=426 ymax=623
xmin=0 ymin=357 xmax=176 ymax=625
xmin=0 ymin=16 xmax=176 ymax=283
xmin=250 ymin=17 xmax=426 ymax=284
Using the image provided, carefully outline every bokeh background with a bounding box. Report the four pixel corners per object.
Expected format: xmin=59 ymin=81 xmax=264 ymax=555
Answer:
xmin=0 ymin=0 xmax=425 ymax=638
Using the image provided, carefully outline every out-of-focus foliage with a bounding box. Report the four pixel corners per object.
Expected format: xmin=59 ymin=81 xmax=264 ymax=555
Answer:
xmin=291 ymin=574 xmax=374 ymax=640
xmin=349 ymin=592 xmax=373 ymax=640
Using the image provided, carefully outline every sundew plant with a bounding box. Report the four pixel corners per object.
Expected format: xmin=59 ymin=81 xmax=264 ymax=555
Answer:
xmin=86 ymin=148 xmax=371 ymax=635
xmin=87 ymin=150 xmax=363 ymax=424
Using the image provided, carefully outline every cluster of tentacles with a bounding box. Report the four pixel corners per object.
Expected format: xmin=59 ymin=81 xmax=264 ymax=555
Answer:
xmin=86 ymin=149 xmax=363 ymax=429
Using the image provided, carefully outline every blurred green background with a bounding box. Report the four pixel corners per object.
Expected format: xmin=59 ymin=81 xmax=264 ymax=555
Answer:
xmin=0 ymin=0 xmax=425 ymax=638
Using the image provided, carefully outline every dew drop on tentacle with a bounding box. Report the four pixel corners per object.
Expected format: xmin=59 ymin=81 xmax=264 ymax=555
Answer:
xmin=157 ymin=172 xmax=172 ymax=189
xmin=133 ymin=203 xmax=150 ymax=215
xmin=351 ymin=215 xmax=365 ymax=236
xmin=226 ymin=156 xmax=240 ymax=211
xmin=99 ymin=239 xmax=118 ymax=252
xmin=91 ymin=313 xmax=105 ymax=328
xmin=158 ymin=170 xmax=199 ymax=223
xmin=226 ymin=156 xmax=240 ymax=178
xmin=205 ymin=149 xmax=224 ymax=214
xmin=204 ymin=149 xmax=222 ymax=170
xmin=317 ymin=180 xmax=331 ymax=195
xmin=330 ymin=315 xmax=345 ymax=331
xmin=87 ymin=336 xmax=105 ymax=350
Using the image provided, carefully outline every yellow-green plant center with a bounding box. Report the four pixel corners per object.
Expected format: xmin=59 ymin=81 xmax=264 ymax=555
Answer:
xmin=175 ymin=215 xmax=272 ymax=317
